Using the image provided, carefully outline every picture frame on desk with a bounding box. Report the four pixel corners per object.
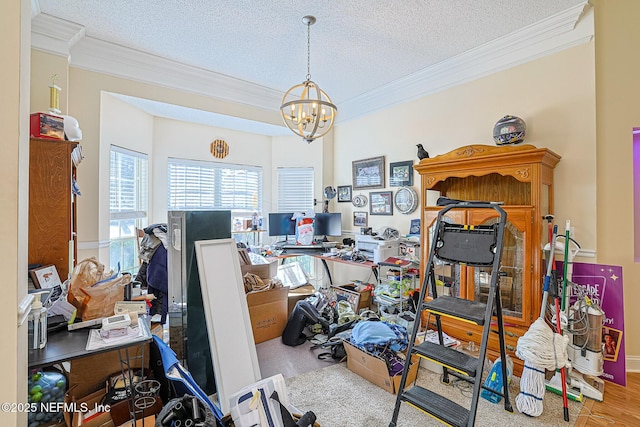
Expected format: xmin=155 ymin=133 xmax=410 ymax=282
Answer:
xmin=369 ymin=191 xmax=393 ymax=215
xmin=29 ymin=264 xmax=62 ymax=289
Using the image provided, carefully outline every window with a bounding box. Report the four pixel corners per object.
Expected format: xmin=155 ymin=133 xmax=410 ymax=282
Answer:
xmin=277 ymin=167 xmax=315 ymax=276
xmin=168 ymin=158 xmax=262 ymax=216
xmin=277 ymin=167 xmax=314 ymax=211
xmin=109 ymin=146 xmax=148 ymax=275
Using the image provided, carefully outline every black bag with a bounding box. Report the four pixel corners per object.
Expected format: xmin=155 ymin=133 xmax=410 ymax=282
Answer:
xmin=282 ymin=300 xmax=327 ymax=346
xmin=311 ymin=337 xmax=346 ymax=361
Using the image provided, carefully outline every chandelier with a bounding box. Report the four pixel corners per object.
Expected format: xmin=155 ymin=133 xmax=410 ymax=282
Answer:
xmin=280 ymin=16 xmax=337 ymax=143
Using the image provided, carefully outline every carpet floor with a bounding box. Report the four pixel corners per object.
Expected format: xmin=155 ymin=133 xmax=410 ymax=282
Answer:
xmin=286 ymin=362 xmax=583 ymax=427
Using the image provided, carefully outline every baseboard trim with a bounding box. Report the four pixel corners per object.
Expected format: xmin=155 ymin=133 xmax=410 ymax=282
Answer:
xmin=626 ymin=355 xmax=640 ymax=372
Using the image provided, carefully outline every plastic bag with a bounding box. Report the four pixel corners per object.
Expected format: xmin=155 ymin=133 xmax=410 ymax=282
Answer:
xmin=67 ymin=257 xmax=129 ymax=320
xmin=28 ymin=369 xmax=67 ymax=426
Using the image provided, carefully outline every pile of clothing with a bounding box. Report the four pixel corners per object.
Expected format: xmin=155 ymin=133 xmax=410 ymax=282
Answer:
xmin=349 ymin=320 xmax=410 ymax=376
xmin=135 ymin=223 xmax=168 ymax=323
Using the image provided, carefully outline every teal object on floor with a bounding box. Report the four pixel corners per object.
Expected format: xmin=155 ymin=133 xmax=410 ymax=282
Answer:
xmin=481 ymin=358 xmax=509 ymax=403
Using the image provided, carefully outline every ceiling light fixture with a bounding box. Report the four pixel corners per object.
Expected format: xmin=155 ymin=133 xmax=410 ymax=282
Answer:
xmin=280 ymin=15 xmax=337 ymax=144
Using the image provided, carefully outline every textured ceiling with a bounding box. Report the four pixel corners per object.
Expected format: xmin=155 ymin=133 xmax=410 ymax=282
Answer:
xmin=32 ymin=0 xmax=589 ymax=130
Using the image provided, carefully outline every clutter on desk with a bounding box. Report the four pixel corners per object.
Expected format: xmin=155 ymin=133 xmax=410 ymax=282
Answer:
xmin=67 ymin=257 xmax=130 ymax=321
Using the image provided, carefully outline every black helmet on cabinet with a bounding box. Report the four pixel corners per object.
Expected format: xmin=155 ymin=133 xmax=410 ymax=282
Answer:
xmin=493 ymin=115 xmax=526 ymax=145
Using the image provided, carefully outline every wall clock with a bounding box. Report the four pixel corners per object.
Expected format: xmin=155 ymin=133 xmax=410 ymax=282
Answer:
xmin=211 ymin=139 xmax=229 ymax=159
xmin=394 ymin=186 xmax=419 ymax=214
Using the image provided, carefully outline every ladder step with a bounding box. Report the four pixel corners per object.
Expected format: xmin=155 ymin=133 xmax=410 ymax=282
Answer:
xmin=413 ymin=341 xmax=478 ymax=377
xmin=423 ymin=295 xmax=487 ymax=325
xmin=401 ymin=385 xmax=470 ymax=427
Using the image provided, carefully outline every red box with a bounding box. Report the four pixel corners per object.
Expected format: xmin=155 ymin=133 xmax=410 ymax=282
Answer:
xmin=30 ymin=112 xmax=65 ymax=140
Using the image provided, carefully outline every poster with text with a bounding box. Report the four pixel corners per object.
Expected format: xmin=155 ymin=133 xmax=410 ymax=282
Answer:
xmin=557 ymin=261 xmax=626 ymax=386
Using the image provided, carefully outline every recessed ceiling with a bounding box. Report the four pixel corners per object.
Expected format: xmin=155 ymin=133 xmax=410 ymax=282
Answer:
xmin=32 ymin=0 xmax=591 ymax=126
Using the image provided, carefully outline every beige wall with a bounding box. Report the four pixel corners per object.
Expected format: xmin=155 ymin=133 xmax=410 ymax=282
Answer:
xmin=1 ymin=0 xmax=30 ymax=425
xmin=333 ymin=42 xmax=597 ymax=244
xmin=594 ymin=0 xmax=640 ymax=365
xmin=329 ymin=42 xmax=598 ymax=288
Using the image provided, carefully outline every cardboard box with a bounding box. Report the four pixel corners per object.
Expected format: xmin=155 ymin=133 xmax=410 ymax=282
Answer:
xmin=287 ymin=284 xmax=316 ymax=315
xmin=241 ymin=260 xmax=279 ymax=280
xmin=433 ymin=263 xmax=453 ymax=277
xmin=69 ymin=388 xmax=115 ymax=427
xmin=343 ymin=340 xmax=419 ymax=394
xmin=69 ymin=344 xmax=149 ymax=398
xmin=331 ymin=285 xmax=371 ymax=312
xmin=30 ymin=112 xmax=65 ymax=140
xmin=246 ymin=287 xmax=289 ymax=343
xmin=110 ymin=395 xmax=162 ymax=426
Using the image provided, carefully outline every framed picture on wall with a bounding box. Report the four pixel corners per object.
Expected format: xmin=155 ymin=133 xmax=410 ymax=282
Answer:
xmin=369 ymin=191 xmax=393 ymax=215
xmin=353 ymin=211 xmax=368 ymax=227
xmin=352 ymin=156 xmax=385 ymax=190
xmin=338 ymin=185 xmax=352 ymax=202
xmin=389 ymin=160 xmax=413 ymax=187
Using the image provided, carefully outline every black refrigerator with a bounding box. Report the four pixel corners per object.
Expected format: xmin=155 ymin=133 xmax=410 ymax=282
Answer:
xmin=167 ymin=210 xmax=231 ymax=396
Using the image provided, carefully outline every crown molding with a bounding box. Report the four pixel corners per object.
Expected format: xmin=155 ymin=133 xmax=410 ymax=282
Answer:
xmin=31 ymin=13 xmax=85 ymax=57
xmin=70 ymin=37 xmax=284 ymax=111
xmin=30 ymin=2 xmax=593 ymax=124
xmin=338 ymin=2 xmax=593 ymax=122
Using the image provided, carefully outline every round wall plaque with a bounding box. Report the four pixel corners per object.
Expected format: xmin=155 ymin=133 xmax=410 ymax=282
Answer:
xmin=352 ymin=194 xmax=368 ymax=208
xmin=211 ymin=139 xmax=229 ymax=159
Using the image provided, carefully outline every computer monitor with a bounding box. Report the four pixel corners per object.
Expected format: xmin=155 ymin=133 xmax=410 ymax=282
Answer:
xmin=268 ymin=213 xmax=296 ymax=237
xmin=314 ymin=212 xmax=342 ymax=237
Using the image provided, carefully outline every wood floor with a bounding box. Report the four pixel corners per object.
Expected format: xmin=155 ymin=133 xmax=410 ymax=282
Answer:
xmin=574 ymin=372 xmax=640 ymax=426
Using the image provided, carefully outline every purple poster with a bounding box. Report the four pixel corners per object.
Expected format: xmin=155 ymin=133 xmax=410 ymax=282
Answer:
xmin=557 ymin=261 xmax=626 ymax=386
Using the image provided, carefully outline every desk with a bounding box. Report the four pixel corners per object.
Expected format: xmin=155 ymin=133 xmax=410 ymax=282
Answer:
xmin=28 ymin=319 xmax=153 ymax=369
xmin=29 ymin=320 xmax=154 ymax=425
xmin=274 ymin=249 xmax=378 ymax=286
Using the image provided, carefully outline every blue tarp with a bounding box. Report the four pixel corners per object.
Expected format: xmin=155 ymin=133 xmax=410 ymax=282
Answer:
xmin=153 ymin=335 xmax=224 ymax=420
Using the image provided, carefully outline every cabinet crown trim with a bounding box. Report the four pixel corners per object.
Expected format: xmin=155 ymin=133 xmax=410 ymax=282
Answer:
xmin=415 ymin=144 xmax=560 ymax=170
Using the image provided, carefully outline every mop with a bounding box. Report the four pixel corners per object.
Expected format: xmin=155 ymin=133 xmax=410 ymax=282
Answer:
xmin=515 ymin=318 xmax=569 ymax=416
xmin=515 ymin=222 xmax=569 ymax=417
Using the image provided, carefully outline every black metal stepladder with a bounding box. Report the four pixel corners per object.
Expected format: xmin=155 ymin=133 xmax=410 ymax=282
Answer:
xmin=390 ymin=201 xmax=513 ymax=427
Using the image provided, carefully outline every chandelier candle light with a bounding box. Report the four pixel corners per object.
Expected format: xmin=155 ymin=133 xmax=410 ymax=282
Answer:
xmin=280 ymin=15 xmax=337 ymax=143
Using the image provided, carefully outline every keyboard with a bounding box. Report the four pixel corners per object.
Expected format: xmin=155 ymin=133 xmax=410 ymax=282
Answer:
xmin=279 ymin=244 xmax=324 ymax=250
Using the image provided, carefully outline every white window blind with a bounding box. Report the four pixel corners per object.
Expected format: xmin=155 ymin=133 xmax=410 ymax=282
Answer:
xmin=109 ymin=146 xmax=148 ymax=274
xmin=168 ymin=158 xmax=262 ymax=213
xmin=277 ymin=167 xmax=314 ymax=212
xmin=110 ymin=146 xmax=148 ymax=219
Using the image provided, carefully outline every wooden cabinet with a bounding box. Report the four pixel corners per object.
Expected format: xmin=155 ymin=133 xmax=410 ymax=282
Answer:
xmin=415 ymin=144 xmax=560 ymax=375
xmin=28 ymin=138 xmax=79 ymax=281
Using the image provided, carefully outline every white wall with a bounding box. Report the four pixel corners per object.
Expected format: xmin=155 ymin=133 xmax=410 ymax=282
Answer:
xmin=151 ymin=118 xmax=275 ymax=223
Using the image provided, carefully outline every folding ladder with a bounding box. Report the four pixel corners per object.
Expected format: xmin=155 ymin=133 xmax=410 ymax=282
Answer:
xmin=389 ymin=200 xmax=513 ymax=427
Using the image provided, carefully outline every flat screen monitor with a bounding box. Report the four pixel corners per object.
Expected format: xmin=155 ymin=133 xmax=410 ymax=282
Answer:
xmin=314 ymin=213 xmax=342 ymax=237
xmin=268 ymin=213 xmax=296 ymax=236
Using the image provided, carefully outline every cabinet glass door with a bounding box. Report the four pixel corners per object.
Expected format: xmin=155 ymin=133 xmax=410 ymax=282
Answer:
xmin=423 ymin=209 xmax=465 ymax=299
xmin=468 ymin=208 xmax=532 ymax=325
